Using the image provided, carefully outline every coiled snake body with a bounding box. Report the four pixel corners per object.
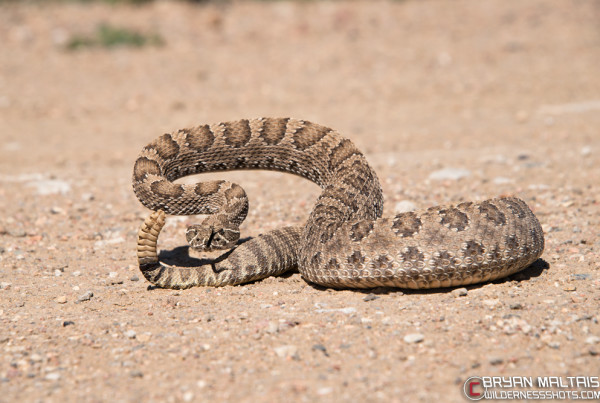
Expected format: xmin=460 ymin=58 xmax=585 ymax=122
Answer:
xmin=134 ymin=118 xmax=544 ymax=289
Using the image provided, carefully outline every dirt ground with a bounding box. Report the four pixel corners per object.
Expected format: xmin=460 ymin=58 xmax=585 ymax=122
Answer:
xmin=1 ymin=0 xmax=599 ymax=402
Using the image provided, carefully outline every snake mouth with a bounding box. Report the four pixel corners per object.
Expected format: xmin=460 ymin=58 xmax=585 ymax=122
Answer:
xmin=204 ymin=231 xmax=217 ymax=250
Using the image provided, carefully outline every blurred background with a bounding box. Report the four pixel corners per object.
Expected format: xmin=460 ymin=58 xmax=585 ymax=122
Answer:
xmin=2 ymin=0 xmax=598 ymax=170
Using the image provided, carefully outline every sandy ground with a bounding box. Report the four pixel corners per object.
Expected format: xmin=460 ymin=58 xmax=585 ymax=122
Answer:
xmin=1 ymin=0 xmax=599 ymax=402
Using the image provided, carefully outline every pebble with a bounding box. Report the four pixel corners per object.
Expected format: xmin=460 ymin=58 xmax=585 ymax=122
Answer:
xmin=312 ymin=344 xmax=329 ymax=356
xmin=585 ymin=336 xmax=600 ymax=345
xmin=394 ymin=200 xmax=417 ymax=213
xmin=315 ymin=307 xmax=356 ymax=314
xmin=183 ymin=392 xmax=194 ymax=402
xmin=27 ymin=179 xmax=71 ymax=195
xmin=9 ymin=229 xmax=26 ymax=238
xmin=137 ymin=333 xmax=151 ymax=343
xmin=266 ymin=321 xmax=279 ymax=334
xmin=72 ymin=271 xmax=81 ymax=277
xmin=45 ymin=372 xmax=61 ymax=381
xmin=428 ymin=168 xmax=471 ymax=181
xmin=130 ymin=275 xmax=140 ymax=282
xmin=403 ymin=333 xmax=424 ymax=344
xmin=563 ymin=285 xmax=577 ymax=292
xmin=509 ymin=303 xmax=523 ymax=310
xmin=570 ymin=273 xmax=591 ymax=281
xmin=50 ymin=206 xmax=65 ymax=215
xmin=55 ymin=296 xmax=67 ymax=304
xmin=0 ymin=282 xmax=11 ymax=290
xmin=580 ymin=146 xmax=592 ymax=156
xmin=363 ymin=293 xmax=379 ymax=302
xmin=451 ymin=288 xmax=468 ymax=297
xmin=501 ymin=317 xmax=532 ymax=335
xmin=317 ymin=387 xmax=333 ymax=396
xmin=489 ymin=356 xmax=504 ymax=365
xmin=77 ymin=291 xmax=93 ymax=303
xmin=130 ymin=370 xmax=143 ymax=378
xmin=483 ymin=299 xmax=501 ymax=308
xmin=62 ymin=321 xmax=75 ymax=327
xmin=273 ymin=345 xmax=299 ymax=359
xmin=125 ymin=330 xmax=137 ymax=339
xmin=81 ymin=192 xmax=95 ymax=201
xmin=493 ymin=177 xmax=513 ymax=185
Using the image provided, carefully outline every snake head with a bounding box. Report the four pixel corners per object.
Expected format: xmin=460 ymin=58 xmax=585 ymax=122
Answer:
xmin=185 ymin=223 xmax=240 ymax=251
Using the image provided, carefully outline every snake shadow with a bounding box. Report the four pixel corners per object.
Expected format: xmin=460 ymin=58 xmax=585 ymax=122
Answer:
xmin=157 ymin=236 xmax=255 ymax=267
xmin=305 ymin=258 xmax=550 ymax=296
xmin=155 ymin=240 xmax=549 ymax=295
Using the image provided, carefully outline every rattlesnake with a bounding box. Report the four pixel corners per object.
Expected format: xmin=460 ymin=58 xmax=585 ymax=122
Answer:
xmin=134 ymin=118 xmax=544 ymax=289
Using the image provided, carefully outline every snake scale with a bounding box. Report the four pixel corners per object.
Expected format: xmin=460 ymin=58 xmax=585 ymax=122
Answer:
xmin=133 ymin=118 xmax=544 ymax=289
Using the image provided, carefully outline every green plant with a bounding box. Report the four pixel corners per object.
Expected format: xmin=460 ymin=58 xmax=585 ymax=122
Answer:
xmin=66 ymin=23 xmax=164 ymax=50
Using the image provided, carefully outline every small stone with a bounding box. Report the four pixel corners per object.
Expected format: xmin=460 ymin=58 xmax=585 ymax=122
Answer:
xmin=137 ymin=333 xmax=151 ymax=343
xmin=109 ymin=272 xmax=118 ymax=278
xmin=81 ymin=193 xmax=95 ymax=201
xmin=130 ymin=370 xmax=143 ymax=378
xmin=76 ymin=291 xmax=93 ymax=303
xmin=428 ymin=168 xmax=471 ymax=181
xmin=183 ymin=392 xmax=194 ymax=402
xmin=451 ymin=288 xmax=468 ymax=297
xmin=317 ymin=387 xmax=333 ymax=396
xmin=509 ymin=303 xmax=523 ymax=310
xmin=580 ymin=146 xmax=592 ymax=157
xmin=312 ymin=344 xmax=329 ymax=356
xmin=493 ymin=177 xmax=513 ymax=185
xmin=489 ymin=356 xmax=504 ymax=365
xmin=273 ymin=345 xmax=299 ymax=359
xmin=9 ymin=229 xmax=26 ymax=238
xmin=570 ymin=273 xmax=591 ymax=281
xmin=125 ymin=330 xmax=136 ymax=339
xmin=563 ymin=285 xmax=577 ymax=292
xmin=394 ymin=200 xmax=417 ymax=213
xmin=55 ymin=296 xmax=67 ymax=304
xmin=483 ymin=299 xmax=500 ymax=308
xmin=0 ymin=282 xmax=11 ymax=290
xmin=548 ymin=341 xmax=561 ymax=349
xmin=403 ymin=333 xmax=424 ymax=344
xmin=363 ymin=293 xmax=379 ymax=302
xmin=62 ymin=321 xmax=75 ymax=327
xmin=130 ymin=275 xmax=140 ymax=282
xmin=585 ymin=336 xmax=600 ymax=345
xmin=54 ymin=269 xmax=62 ymax=277
xmin=45 ymin=372 xmax=61 ymax=381
xmin=266 ymin=321 xmax=279 ymax=334
xmin=72 ymin=271 xmax=81 ymax=277
xmin=50 ymin=206 xmax=65 ymax=215
xmin=28 ymin=179 xmax=70 ymax=195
